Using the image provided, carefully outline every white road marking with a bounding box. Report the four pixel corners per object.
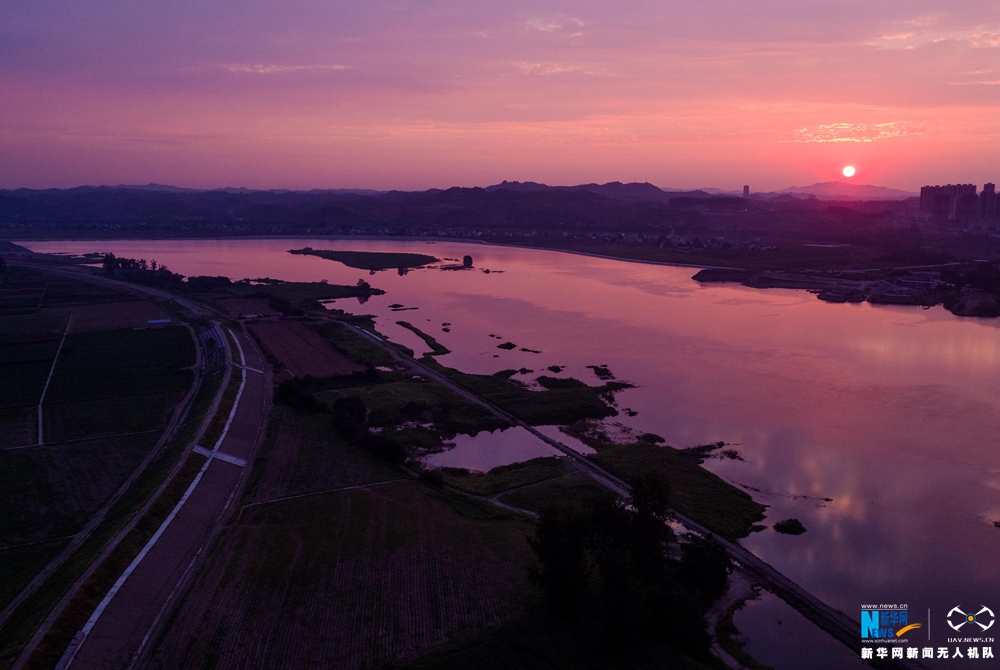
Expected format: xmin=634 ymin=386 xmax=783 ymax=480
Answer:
xmin=58 ymin=328 xmax=249 ymax=670
xmin=192 ymin=445 xmax=245 ymax=467
xmin=235 ymin=364 xmax=264 ymax=374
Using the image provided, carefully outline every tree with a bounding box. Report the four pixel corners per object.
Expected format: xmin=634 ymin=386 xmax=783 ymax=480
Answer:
xmin=0 ymin=255 xmax=6 ymax=275
xmin=332 ymin=395 xmax=367 ymax=438
xmin=102 ymin=253 xmax=118 ymax=275
xmin=679 ymin=535 xmax=731 ymax=602
xmin=528 ymin=506 xmax=591 ymax=618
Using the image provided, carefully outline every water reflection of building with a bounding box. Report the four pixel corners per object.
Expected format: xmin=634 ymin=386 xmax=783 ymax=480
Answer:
xmin=919 ymin=183 xmax=1000 ymax=227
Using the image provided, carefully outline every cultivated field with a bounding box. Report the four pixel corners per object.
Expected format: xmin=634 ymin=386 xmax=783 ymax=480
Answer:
xmin=243 ymin=408 xmax=400 ymax=503
xmin=146 ymin=481 xmax=534 ymax=670
xmin=249 ymin=320 xmax=365 ymax=379
xmin=67 ymin=300 xmax=172 ymax=332
xmin=0 ymin=433 xmax=161 ymax=548
xmin=0 ymin=266 xmax=198 ymax=631
xmin=214 ymin=297 xmax=279 ymax=318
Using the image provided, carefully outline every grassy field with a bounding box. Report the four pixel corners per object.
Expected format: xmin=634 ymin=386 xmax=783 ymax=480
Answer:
xmin=589 ymin=442 xmax=765 ymax=540
xmin=316 ymin=379 xmax=506 ymax=437
xmin=422 ymin=359 xmax=626 ymax=425
xmin=0 ymin=542 xmax=68 ymax=614
xmin=200 ymin=365 xmax=242 ymax=449
xmin=315 ymin=321 xmax=396 ymax=368
xmin=442 ymin=457 xmax=569 ymax=497
xmin=497 ymin=470 xmax=609 ymax=514
xmin=289 ymin=248 xmax=439 ymax=270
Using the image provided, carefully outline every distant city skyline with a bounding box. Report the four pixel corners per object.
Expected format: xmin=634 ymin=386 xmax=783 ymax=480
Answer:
xmin=3 ymin=0 xmax=1000 ymax=191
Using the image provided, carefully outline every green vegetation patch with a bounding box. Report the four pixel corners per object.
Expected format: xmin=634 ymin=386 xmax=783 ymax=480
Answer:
xmin=396 ymin=321 xmax=450 ymax=356
xmin=589 ymin=443 xmax=765 ymax=540
xmin=45 ymin=327 xmax=195 ymax=404
xmin=422 ymin=359 xmax=627 ymax=426
xmin=498 ymin=471 xmax=610 ymax=516
xmin=317 ymin=379 xmax=506 ymax=437
xmin=200 ymin=367 xmax=242 ymax=449
xmin=289 ymin=247 xmax=439 ymax=270
xmin=440 ymin=457 xmax=569 ymax=497
xmin=315 ymin=322 xmax=395 ymax=368
xmin=0 ymin=541 xmax=68 ymax=614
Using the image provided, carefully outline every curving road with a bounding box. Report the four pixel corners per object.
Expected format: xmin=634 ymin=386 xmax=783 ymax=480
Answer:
xmin=53 ymin=328 xmax=272 ymax=670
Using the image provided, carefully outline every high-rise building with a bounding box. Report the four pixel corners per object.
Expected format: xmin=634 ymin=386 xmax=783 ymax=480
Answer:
xmin=919 ymin=184 xmax=977 ymax=224
xmin=980 ymin=183 xmax=998 ymax=222
xmin=743 ymin=185 xmax=749 ymax=198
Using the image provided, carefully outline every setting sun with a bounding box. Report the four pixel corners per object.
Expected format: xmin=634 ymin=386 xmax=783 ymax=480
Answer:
xmin=842 ymin=166 xmax=856 ymax=178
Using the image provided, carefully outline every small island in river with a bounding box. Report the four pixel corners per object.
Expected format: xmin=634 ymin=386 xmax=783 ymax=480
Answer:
xmin=290 ymin=247 xmax=440 ymax=271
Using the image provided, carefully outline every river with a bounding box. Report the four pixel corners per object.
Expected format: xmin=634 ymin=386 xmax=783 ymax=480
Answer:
xmin=25 ymin=237 xmax=1000 ymax=669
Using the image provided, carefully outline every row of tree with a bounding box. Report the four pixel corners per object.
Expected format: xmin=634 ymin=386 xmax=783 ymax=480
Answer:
xmin=530 ymin=472 xmax=730 ymax=657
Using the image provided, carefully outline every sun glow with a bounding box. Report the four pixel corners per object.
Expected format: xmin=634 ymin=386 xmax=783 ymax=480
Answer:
xmin=842 ymin=165 xmax=856 ymax=178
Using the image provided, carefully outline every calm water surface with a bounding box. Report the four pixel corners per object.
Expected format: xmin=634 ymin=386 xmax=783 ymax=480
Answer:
xmin=27 ymin=238 xmax=1000 ymax=667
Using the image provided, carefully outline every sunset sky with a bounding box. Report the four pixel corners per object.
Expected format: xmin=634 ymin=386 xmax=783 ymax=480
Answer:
xmin=3 ymin=0 xmax=1000 ymax=191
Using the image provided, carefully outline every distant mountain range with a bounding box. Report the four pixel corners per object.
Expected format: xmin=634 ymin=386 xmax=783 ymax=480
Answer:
xmin=484 ymin=180 xmax=737 ymax=202
xmin=7 ymin=180 xmax=918 ymax=202
xmin=774 ymin=181 xmax=917 ymax=200
xmin=108 ymin=183 xmax=388 ymax=196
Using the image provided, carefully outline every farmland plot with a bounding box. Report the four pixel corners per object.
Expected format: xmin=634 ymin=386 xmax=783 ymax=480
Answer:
xmin=0 ymin=432 xmax=161 ymax=547
xmin=243 ymin=408 xmax=400 ymax=504
xmin=249 ymin=321 xmax=365 ymax=379
xmin=42 ymin=391 xmax=183 ymax=443
xmin=146 ymin=482 xmax=534 ymax=670
xmin=45 ymin=327 xmax=195 ymax=404
xmin=0 ymin=408 xmax=37 ymax=449
xmin=67 ymin=300 xmax=172 ymax=333
xmin=0 ymin=308 xmax=71 ymax=339
xmin=215 ymin=298 xmax=278 ymax=318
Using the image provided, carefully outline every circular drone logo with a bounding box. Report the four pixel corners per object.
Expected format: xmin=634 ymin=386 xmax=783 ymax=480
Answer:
xmin=947 ymin=606 xmax=995 ymax=632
